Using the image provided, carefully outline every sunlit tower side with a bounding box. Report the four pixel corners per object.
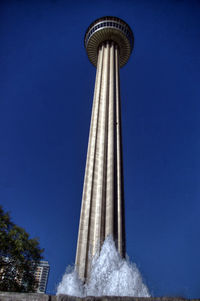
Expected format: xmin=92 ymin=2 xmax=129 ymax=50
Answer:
xmin=75 ymin=16 xmax=134 ymax=281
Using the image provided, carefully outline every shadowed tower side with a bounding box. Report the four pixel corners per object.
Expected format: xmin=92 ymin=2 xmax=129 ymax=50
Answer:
xmin=75 ymin=16 xmax=134 ymax=282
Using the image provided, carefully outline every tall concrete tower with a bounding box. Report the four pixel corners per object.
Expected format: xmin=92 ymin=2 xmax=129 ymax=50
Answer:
xmin=75 ymin=16 xmax=134 ymax=281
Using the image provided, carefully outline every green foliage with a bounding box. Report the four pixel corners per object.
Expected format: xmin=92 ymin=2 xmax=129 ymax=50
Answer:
xmin=0 ymin=205 xmax=44 ymax=292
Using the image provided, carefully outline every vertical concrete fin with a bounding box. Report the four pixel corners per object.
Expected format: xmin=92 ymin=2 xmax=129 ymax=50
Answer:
xmin=105 ymin=42 xmax=115 ymax=238
xmin=91 ymin=41 xmax=110 ymax=258
xmin=75 ymin=46 xmax=104 ymax=280
xmin=115 ymin=45 xmax=126 ymax=257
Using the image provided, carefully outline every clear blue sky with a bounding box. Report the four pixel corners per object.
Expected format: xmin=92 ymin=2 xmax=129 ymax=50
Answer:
xmin=1 ymin=0 xmax=200 ymax=297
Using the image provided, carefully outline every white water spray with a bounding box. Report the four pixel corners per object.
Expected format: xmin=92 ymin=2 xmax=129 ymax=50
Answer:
xmin=57 ymin=236 xmax=150 ymax=297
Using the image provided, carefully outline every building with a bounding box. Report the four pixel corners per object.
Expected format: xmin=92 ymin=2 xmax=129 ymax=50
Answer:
xmin=34 ymin=260 xmax=50 ymax=293
xmin=75 ymin=16 xmax=134 ymax=281
xmin=0 ymin=257 xmax=49 ymax=293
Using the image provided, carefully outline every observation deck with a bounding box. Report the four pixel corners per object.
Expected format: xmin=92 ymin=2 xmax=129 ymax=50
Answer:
xmin=84 ymin=16 xmax=134 ymax=68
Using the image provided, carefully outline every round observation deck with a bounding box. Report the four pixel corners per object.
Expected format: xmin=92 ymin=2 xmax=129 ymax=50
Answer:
xmin=84 ymin=16 xmax=134 ymax=68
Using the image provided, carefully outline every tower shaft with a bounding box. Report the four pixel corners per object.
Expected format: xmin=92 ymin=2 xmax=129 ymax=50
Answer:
xmin=75 ymin=41 xmax=125 ymax=281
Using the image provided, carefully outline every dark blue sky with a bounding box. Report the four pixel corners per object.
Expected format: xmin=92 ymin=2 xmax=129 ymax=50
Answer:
xmin=1 ymin=0 xmax=200 ymax=297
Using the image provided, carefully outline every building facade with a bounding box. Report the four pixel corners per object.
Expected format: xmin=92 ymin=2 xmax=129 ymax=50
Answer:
xmin=34 ymin=260 xmax=50 ymax=293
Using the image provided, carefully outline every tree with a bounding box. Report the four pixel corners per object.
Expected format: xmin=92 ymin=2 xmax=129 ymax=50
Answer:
xmin=0 ymin=205 xmax=44 ymax=292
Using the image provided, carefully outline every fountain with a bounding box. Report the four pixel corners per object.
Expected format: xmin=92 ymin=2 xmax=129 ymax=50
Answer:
xmin=57 ymin=236 xmax=150 ymax=297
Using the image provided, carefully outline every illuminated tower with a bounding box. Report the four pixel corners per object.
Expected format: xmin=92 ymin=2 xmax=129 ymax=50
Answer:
xmin=75 ymin=16 xmax=134 ymax=281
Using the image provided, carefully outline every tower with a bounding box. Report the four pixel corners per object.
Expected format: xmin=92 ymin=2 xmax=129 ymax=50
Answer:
xmin=75 ymin=16 xmax=134 ymax=281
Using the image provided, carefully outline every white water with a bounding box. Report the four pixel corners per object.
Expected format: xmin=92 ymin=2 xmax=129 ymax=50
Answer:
xmin=57 ymin=236 xmax=150 ymax=297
